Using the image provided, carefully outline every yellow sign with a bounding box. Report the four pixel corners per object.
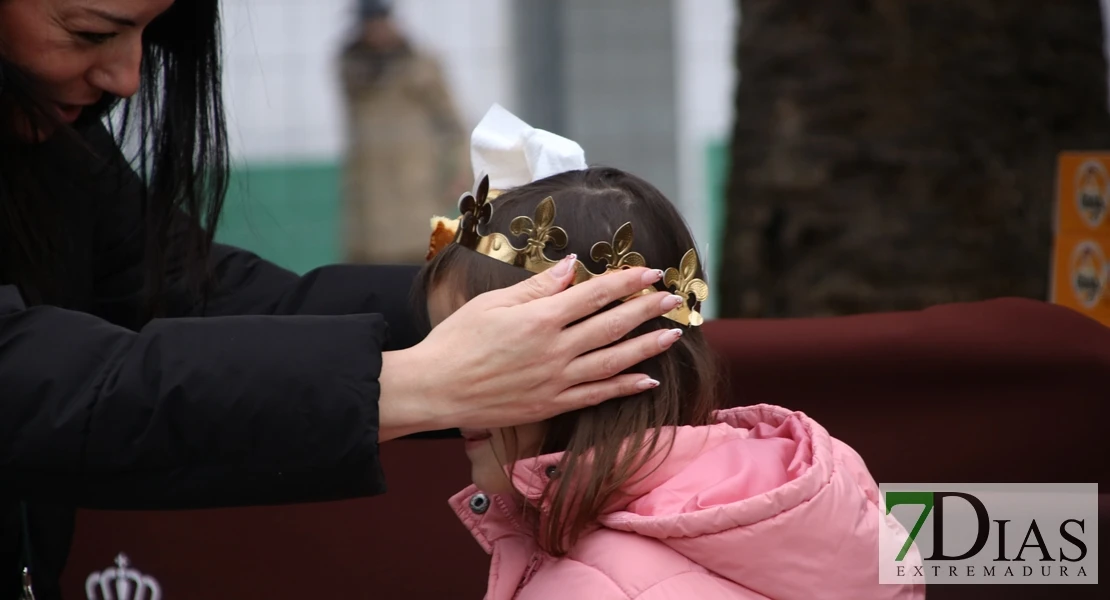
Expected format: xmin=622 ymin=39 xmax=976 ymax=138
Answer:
xmin=1051 ymin=153 xmax=1110 ymax=324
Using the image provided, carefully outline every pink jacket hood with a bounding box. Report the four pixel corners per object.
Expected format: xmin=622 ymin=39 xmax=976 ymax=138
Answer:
xmin=451 ymin=404 xmax=924 ymax=599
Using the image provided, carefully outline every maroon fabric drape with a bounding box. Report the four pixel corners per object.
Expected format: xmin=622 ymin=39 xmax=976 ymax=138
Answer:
xmin=63 ymin=298 xmax=1107 ymax=599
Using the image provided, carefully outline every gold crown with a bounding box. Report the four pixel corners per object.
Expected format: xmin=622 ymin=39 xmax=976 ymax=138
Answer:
xmin=427 ymin=175 xmax=708 ymax=326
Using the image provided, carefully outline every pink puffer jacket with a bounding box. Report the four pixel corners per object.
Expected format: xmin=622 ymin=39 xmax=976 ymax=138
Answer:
xmin=449 ymin=404 xmax=925 ymax=599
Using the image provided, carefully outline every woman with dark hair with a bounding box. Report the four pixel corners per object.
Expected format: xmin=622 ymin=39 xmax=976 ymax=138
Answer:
xmin=0 ymin=1 xmax=678 ymax=597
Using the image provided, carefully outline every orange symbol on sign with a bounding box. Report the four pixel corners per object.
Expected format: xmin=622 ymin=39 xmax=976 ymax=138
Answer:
xmin=1076 ymin=161 xmax=1108 ymax=229
xmin=1070 ymin=241 xmax=1107 ymax=309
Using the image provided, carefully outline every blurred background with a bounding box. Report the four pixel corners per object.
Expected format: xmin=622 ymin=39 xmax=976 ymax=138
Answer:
xmin=214 ymin=0 xmax=1110 ymax=324
xmin=59 ymin=3 xmax=1109 ymax=597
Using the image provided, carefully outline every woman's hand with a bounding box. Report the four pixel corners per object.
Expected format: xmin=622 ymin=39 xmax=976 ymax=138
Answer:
xmin=378 ymin=254 xmax=685 ymax=441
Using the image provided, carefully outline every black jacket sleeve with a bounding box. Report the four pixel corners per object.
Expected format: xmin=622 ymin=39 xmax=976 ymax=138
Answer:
xmin=0 ymin=124 xmax=425 ymax=510
xmin=0 ymin=285 xmax=388 ymax=509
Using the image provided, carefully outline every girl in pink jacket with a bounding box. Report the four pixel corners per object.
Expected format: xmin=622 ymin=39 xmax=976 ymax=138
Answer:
xmin=418 ymin=166 xmax=925 ymax=600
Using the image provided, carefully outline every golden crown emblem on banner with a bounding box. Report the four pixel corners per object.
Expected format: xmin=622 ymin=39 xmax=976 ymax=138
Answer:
xmin=85 ymin=554 xmax=162 ymax=600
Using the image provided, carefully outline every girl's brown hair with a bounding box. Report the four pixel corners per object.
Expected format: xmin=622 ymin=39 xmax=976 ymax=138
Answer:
xmin=414 ymin=167 xmax=725 ymax=556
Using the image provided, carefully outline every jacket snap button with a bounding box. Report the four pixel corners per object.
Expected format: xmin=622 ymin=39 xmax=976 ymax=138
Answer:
xmin=469 ymin=493 xmax=489 ymax=515
xmin=544 ymin=465 xmax=557 ymax=478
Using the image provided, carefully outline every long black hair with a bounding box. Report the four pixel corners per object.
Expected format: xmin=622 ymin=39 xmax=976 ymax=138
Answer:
xmin=0 ymin=0 xmax=228 ymax=315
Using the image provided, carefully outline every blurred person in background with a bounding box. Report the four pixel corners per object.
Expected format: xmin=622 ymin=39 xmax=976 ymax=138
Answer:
xmin=339 ymin=0 xmax=470 ymax=265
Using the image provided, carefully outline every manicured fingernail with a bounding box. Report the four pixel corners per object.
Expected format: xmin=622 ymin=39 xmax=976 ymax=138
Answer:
xmin=636 ymin=378 xmax=660 ymax=391
xmin=661 ymin=294 xmax=684 ymax=311
xmin=658 ymin=328 xmax=683 ymax=349
xmin=642 ymin=269 xmax=664 ymax=285
xmin=552 ymin=254 xmax=577 ymax=278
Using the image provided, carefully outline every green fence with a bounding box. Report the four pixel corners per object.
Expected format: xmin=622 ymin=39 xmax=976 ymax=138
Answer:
xmin=216 ymin=161 xmax=343 ymax=274
xmin=217 ymin=144 xmax=730 ymax=280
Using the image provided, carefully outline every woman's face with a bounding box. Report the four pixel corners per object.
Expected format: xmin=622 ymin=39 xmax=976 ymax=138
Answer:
xmin=0 ymin=0 xmax=174 ymax=124
xmin=427 ymin=283 xmax=548 ymax=495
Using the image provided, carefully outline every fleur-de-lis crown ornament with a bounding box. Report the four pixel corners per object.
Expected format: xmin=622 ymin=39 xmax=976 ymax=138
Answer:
xmin=510 ymin=197 xmax=568 ymax=263
xmin=423 ymin=103 xmax=708 ymax=326
xmin=427 ymin=173 xmax=709 ymax=327
xmin=455 ymin=175 xmax=493 ymax=249
xmin=664 ymin=249 xmax=709 ymax=326
xmin=591 ymin=223 xmax=647 ymax=271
